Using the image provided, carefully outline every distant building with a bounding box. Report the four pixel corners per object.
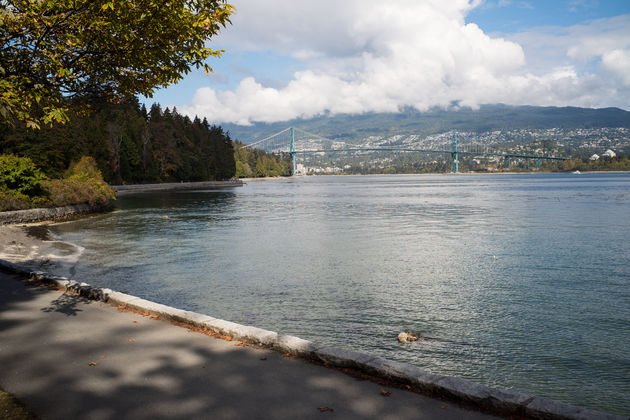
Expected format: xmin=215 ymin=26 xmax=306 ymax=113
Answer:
xmin=295 ymin=163 xmax=307 ymax=175
xmin=589 ymin=154 xmax=600 ymax=161
xmin=601 ymin=149 xmax=616 ymax=159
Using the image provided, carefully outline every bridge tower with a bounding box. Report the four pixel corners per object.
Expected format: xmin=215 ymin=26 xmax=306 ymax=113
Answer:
xmin=289 ymin=127 xmax=297 ymax=175
xmin=450 ymin=131 xmax=459 ymax=173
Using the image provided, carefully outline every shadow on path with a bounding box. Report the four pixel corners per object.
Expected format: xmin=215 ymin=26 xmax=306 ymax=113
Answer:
xmin=0 ymin=270 xmax=501 ymax=420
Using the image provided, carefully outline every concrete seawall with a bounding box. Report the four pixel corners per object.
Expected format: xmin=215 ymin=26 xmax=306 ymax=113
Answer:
xmin=0 ymin=180 xmax=242 ymax=225
xmin=113 ymin=180 xmax=243 ymax=195
xmin=0 ymin=203 xmax=113 ymax=226
xmin=0 ymin=258 xmax=623 ymax=420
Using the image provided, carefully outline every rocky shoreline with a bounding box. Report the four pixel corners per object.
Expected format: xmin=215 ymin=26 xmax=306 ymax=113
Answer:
xmin=0 ymin=223 xmax=83 ymax=280
xmin=0 ymin=202 xmax=114 ymax=226
xmin=112 ymin=179 xmax=243 ymax=195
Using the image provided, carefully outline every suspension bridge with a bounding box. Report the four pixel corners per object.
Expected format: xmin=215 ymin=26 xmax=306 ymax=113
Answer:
xmin=241 ymin=127 xmax=569 ymax=175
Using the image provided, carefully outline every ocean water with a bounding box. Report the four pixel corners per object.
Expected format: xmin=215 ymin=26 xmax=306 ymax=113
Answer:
xmin=52 ymin=173 xmax=630 ymax=415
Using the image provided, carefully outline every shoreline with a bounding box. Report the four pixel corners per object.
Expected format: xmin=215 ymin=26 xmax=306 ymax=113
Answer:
xmin=239 ymin=170 xmax=630 ymax=180
xmin=0 ymin=202 xmax=114 ymax=226
xmin=0 ymin=223 xmax=625 ymax=420
xmin=112 ymin=179 xmax=243 ymax=195
xmin=0 ymin=180 xmax=244 ymax=226
xmin=0 ymin=223 xmax=84 ymax=279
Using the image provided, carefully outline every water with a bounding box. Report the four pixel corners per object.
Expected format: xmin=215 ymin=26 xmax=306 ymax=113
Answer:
xmin=51 ymin=173 xmax=630 ymax=415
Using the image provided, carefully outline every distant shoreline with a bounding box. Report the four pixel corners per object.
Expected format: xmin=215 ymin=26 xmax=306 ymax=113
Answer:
xmin=239 ymin=170 xmax=630 ymax=181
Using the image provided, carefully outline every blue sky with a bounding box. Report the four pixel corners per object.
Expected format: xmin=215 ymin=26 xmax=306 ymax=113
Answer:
xmin=468 ymin=0 xmax=629 ymax=32
xmin=146 ymin=0 xmax=630 ymax=125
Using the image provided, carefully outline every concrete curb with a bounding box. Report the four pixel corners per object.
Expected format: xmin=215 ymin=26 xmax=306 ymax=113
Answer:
xmin=0 ymin=259 xmax=624 ymax=420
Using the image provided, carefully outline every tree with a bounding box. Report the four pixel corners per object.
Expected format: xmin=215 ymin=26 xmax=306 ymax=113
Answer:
xmin=0 ymin=0 xmax=233 ymax=128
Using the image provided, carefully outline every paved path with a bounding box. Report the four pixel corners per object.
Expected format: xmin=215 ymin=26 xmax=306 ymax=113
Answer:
xmin=0 ymin=271 xmax=503 ymax=420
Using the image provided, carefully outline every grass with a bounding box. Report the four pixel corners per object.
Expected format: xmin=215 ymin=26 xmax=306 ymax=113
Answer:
xmin=0 ymin=388 xmax=38 ymax=420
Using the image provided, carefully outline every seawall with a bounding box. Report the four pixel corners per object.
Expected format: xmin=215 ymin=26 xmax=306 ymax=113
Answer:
xmin=0 ymin=180 xmax=243 ymax=225
xmin=0 ymin=258 xmax=623 ymax=420
xmin=0 ymin=202 xmax=113 ymax=226
xmin=113 ymin=180 xmax=243 ymax=195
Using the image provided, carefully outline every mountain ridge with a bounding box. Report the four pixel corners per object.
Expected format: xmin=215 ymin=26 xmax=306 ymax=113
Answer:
xmin=221 ymin=104 xmax=630 ymax=144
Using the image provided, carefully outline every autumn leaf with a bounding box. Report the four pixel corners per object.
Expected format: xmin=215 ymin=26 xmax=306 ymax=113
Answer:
xmin=283 ymin=352 xmax=292 ymax=357
xmin=128 ymin=338 xmax=136 ymax=342
xmin=234 ymin=341 xmax=249 ymax=347
xmin=318 ymin=406 xmax=334 ymax=412
xmin=260 ymin=357 xmax=267 ymax=361
xmin=380 ymin=389 xmax=392 ymax=397
xmin=88 ymin=362 xmax=98 ymax=366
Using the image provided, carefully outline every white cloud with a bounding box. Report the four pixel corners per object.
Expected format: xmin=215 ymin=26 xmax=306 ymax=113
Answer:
xmin=180 ymin=1 xmax=630 ymax=124
xmin=601 ymin=49 xmax=630 ymax=85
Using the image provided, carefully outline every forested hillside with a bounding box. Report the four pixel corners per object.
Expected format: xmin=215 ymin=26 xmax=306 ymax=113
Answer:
xmin=233 ymin=141 xmax=292 ymax=177
xmin=1 ymin=98 xmax=236 ymax=184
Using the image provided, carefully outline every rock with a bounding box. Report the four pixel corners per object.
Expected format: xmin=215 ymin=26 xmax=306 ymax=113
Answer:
xmin=398 ymin=332 xmax=418 ymax=343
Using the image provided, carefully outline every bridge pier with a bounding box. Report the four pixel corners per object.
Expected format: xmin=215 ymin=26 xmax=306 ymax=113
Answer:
xmin=450 ymin=131 xmax=459 ymax=173
xmin=290 ymin=127 xmax=297 ymax=175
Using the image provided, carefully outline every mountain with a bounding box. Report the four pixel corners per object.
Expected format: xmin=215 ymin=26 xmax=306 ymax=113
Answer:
xmin=222 ymin=104 xmax=630 ymax=144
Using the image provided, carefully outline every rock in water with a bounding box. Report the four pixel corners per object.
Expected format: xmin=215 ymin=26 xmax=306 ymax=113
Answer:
xmin=398 ymin=332 xmax=418 ymax=343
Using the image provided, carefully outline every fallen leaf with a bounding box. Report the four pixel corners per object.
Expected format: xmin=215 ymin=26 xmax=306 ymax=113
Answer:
xmin=224 ymin=336 xmax=233 ymax=341
xmin=283 ymin=352 xmax=292 ymax=357
xmin=260 ymin=357 xmax=267 ymax=361
xmin=440 ymin=405 xmax=446 ymax=409
xmin=150 ymin=315 xmax=160 ymax=320
xmin=88 ymin=362 xmax=98 ymax=366
xmin=128 ymin=338 xmax=136 ymax=342
xmin=117 ymin=305 xmax=127 ymax=311
xmin=100 ymin=355 xmax=106 ymax=359
xmin=318 ymin=406 xmax=334 ymax=412
xmin=133 ymin=321 xmax=138 ymax=324
xmin=380 ymin=389 xmax=392 ymax=397
xmin=234 ymin=341 xmax=249 ymax=347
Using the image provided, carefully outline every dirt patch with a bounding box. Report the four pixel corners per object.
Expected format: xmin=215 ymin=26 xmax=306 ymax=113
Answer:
xmin=0 ymin=389 xmax=38 ymax=420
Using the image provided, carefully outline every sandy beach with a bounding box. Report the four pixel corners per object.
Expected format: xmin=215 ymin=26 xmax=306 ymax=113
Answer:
xmin=0 ymin=223 xmax=83 ymax=278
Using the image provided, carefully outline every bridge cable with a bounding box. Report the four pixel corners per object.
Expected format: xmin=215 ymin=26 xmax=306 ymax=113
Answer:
xmin=241 ymin=127 xmax=292 ymax=149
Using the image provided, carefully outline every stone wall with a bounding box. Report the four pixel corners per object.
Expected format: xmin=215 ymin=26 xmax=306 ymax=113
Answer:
xmin=112 ymin=180 xmax=243 ymax=195
xmin=0 ymin=203 xmax=112 ymax=225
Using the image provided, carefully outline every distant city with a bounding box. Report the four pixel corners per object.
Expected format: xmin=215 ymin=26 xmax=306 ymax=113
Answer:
xmin=291 ymin=127 xmax=629 ymax=174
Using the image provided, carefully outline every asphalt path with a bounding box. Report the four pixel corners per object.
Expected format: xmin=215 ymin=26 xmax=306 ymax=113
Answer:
xmin=0 ymin=270 xmax=502 ymax=420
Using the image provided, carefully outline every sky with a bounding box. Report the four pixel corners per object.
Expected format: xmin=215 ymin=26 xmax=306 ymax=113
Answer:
xmin=145 ymin=0 xmax=630 ymax=126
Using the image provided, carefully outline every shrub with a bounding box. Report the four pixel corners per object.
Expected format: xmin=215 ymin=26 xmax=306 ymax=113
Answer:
xmin=0 ymin=155 xmax=115 ymax=211
xmin=44 ymin=157 xmax=115 ymax=207
xmin=0 ymin=186 xmax=31 ymax=211
xmin=0 ymin=154 xmax=47 ymax=196
xmin=66 ymin=156 xmax=105 ymax=182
